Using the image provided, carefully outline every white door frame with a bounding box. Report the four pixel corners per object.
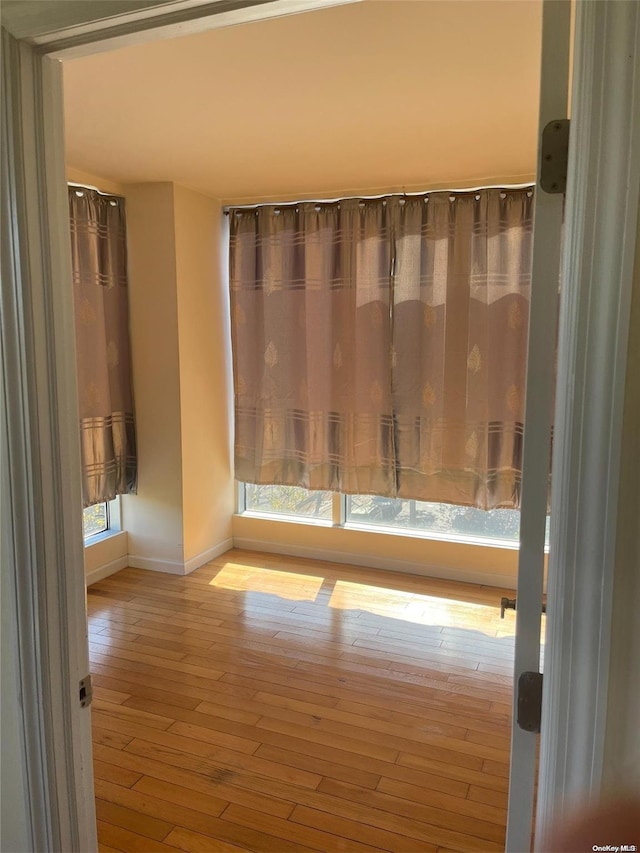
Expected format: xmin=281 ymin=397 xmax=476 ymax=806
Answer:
xmin=1 ymin=0 xmax=638 ymax=849
xmin=506 ymin=2 xmax=571 ymax=849
xmin=537 ymin=1 xmax=640 ymax=842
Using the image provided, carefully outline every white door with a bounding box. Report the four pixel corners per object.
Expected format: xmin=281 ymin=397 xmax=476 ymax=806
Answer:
xmin=506 ymin=1 xmax=572 ymax=850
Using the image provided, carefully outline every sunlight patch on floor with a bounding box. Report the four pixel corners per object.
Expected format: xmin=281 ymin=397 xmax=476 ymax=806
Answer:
xmin=204 ymin=560 xmax=523 ymax=642
xmin=329 ymin=579 xmax=515 ymax=637
xmin=209 ymin=562 xmax=324 ymax=602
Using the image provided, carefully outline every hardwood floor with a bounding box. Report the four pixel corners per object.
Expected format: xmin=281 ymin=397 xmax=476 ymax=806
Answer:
xmin=88 ymin=549 xmax=519 ymax=852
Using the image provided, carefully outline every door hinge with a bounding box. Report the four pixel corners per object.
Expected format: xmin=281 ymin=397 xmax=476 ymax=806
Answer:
xmin=540 ymin=118 xmax=570 ymax=194
xmin=79 ymin=674 xmax=93 ymax=708
xmin=517 ymin=671 xmax=543 ymax=733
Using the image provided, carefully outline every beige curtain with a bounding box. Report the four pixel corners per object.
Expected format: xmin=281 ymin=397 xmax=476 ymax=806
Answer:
xmin=393 ymin=190 xmax=533 ymax=507
xmin=69 ymin=187 xmax=137 ymax=507
xmin=231 ymin=200 xmax=395 ymax=495
xmin=230 ymin=187 xmax=533 ymax=509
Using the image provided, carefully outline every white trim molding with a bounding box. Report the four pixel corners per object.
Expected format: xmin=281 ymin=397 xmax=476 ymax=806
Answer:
xmin=129 ymin=538 xmax=234 ymax=575
xmin=183 ymin=539 xmax=234 ymax=573
xmin=1 ymin=28 xmax=96 ymax=853
xmin=506 ymin=2 xmax=571 ymax=849
xmin=3 ymin=0 xmax=363 ymax=59
xmin=124 ymin=554 xmax=187 ymax=574
xmin=536 ymin=0 xmax=640 ymax=846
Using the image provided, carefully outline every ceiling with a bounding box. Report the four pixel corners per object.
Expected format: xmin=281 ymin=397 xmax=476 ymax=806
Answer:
xmin=62 ymin=0 xmax=543 ymax=203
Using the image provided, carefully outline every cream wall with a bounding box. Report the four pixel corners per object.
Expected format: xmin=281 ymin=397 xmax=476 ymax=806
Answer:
xmin=122 ymin=181 xmax=234 ymax=572
xmin=122 ymin=182 xmax=185 ymax=568
xmin=173 ymin=184 xmax=234 ymax=564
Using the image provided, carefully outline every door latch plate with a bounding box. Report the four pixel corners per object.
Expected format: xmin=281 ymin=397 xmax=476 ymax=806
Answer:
xmin=79 ymin=674 xmax=93 ymax=708
xmin=517 ymin=671 xmax=543 ymax=733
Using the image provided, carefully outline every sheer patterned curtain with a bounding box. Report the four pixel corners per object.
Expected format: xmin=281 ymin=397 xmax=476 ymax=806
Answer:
xmin=231 ymin=200 xmax=395 ymax=496
xmin=229 ymin=187 xmax=533 ymax=509
xmin=393 ymin=190 xmax=533 ymax=507
xmin=69 ymin=187 xmax=137 ymax=506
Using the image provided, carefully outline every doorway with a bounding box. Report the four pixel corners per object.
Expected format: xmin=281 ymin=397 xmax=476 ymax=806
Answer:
xmin=2 ymin=1 xmax=638 ymax=851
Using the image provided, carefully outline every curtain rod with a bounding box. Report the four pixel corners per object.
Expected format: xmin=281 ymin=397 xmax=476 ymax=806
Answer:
xmin=68 ymin=181 xmax=125 ymax=200
xmin=223 ymin=182 xmax=535 ymax=214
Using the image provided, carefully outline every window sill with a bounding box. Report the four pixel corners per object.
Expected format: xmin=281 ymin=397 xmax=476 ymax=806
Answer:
xmin=84 ymin=528 xmax=126 ymax=549
xmin=240 ymin=510 xmax=333 ymax=528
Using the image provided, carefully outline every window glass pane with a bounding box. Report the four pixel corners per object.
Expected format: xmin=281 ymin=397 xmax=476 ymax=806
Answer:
xmin=244 ymin=484 xmax=332 ymax=521
xmin=347 ymin=495 xmax=522 ymax=543
xmin=242 ymin=486 xmax=550 ymax=546
xmin=83 ymin=502 xmax=108 ymax=538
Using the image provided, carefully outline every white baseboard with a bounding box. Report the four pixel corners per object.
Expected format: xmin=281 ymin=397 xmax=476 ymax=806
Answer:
xmin=88 ymin=535 xmax=509 ymax=588
xmin=232 ymin=536 xmax=515 ymax=590
xmin=127 ymin=554 xmax=186 ymax=574
xmin=184 ymin=539 xmax=234 ymax=574
xmin=86 ymin=555 xmax=129 ymax=586
xmin=128 ymin=538 xmax=234 ymax=576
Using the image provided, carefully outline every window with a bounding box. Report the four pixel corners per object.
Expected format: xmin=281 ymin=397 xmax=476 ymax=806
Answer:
xmin=240 ymin=484 xmax=550 ymax=547
xmin=346 ymin=495 xmax=521 ymax=543
xmin=82 ymin=502 xmax=108 ymax=539
xmin=244 ymin=484 xmax=333 ymax=522
xmin=240 ymin=483 xmax=549 ymax=546
xmin=231 ymin=190 xmax=546 ymax=546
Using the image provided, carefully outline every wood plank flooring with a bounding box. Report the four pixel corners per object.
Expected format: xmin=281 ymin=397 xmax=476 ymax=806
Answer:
xmin=88 ymin=549 xmax=520 ymax=853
